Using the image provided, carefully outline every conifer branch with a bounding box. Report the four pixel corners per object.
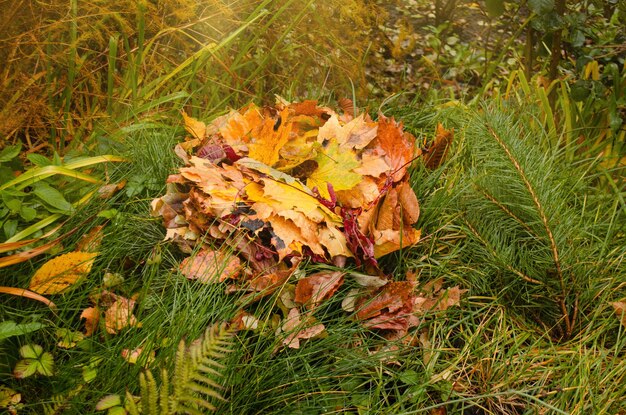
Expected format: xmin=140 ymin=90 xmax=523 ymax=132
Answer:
xmin=464 ymin=219 xmax=543 ymax=285
xmin=486 ymin=125 xmax=571 ymax=336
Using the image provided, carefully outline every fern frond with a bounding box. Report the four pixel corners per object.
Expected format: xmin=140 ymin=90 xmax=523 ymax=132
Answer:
xmin=160 ymin=368 xmax=170 ymax=414
xmin=131 ymin=322 xmax=234 ymax=414
xmin=125 ymin=391 xmax=140 ymax=415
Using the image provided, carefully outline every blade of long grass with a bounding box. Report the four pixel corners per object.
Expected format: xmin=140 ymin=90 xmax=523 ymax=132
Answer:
xmin=141 ymin=10 xmax=267 ymax=101
xmin=0 ymin=155 xmax=127 ymax=191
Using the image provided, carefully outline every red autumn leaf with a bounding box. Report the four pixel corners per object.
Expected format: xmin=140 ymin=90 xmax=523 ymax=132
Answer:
xmin=294 ymin=271 xmax=344 ymax=309
xmin=356 ymin=281 xmax=416 ymax=330
xmin=372 ymin=115 xmax=416 ymax=182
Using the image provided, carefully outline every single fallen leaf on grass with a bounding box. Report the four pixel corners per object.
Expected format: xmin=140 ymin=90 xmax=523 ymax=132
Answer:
xmin=294 ymin=271 xmax=344 ymax=309
xmin=104 ymin=297 xmax=138 ymax=334
xmin=179 ymin=248 xmax=241 ymax=283
xmin=75 ymin=225 xmax=105 ymax=252
xmin=55 ymin=328 xmax=84 ymax=349
xmin=281 ymin=308 xmax=326 ymax=349
xmin=0 ymin=385 xmax=21 ymax=411
xmin=29 ymin=252 xmax=98 ymax=294
xmin=611 ymin=301 xmax=626 ymax=328
xmin=80 ymin=306 xmax=100 ymax=336
xmin=424 ymin=123 xmax=454 ymax=169
xmin=121 ymin=347 xmax=155 ymax=366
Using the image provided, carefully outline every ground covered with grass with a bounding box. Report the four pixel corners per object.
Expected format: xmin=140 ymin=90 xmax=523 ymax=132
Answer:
xmin=1 ymin=1 xmax=625 ymax=414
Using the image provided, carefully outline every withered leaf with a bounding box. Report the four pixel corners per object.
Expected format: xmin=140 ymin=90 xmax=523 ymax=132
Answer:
xmin=356 ymin=281 xmax=416 ymax=331
xmin=179 ymin=249 xmax=241 ymax=283
xmin=424 ymin=123 xmax=454 ymax=169
xmin=104 ymin=297 xmax=138 ymax=334
xmin=282 ymin=308 xmax=326 ymax=349
xmin=29 ymin=252 xmax=98 ymax=294
xmin=80 ymin=306 xmax=100 ymax=337
xmin=294 ymin=271 xmax=344 ymax=309
xmin=611 ymin=301 xmax=626 ymax=329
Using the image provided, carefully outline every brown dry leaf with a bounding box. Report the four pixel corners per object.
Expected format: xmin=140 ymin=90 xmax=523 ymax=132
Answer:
xmin=247 ymin=268 xmax=293 ymax=294
xmin=437 ymin=286 xmax=468 ymax=311
xmin=231 ymin=311 xmax=260 ymax=330
xmin=356 ymin=281 xmax=416 ymax=330
xmin=104 ymin=297 xmax=138 ymax=334
xmin=29 ymin=252 xmax=98 ymax=294
xmin=397 ymin=181 xmax=420 ymax=225
xmin=294 ymin=271 xmax=344 ymax=309
xmin=611 ymin=301 xmax=626 ymax=328
xmin=75 ymin=226 xmax=105 ymax=253
xmin=372 ymin=228 xmax=421 ymax=258
xmin=98 ymin=180 xmax=126 ymax=199
xmin=80 ymin=306 xmax=100 ymax=337
xmin=424 ymin=123 xmax=454 ymax=169
xmin=179 ymin=249 xmax=241 ymax=283
xmin=282 ymin=308 xmax=326 ymax=349
xmin=121 ymin=347 xmax=155 ymax=366
xmin=338 ymin=97 xmax=355 ymax=117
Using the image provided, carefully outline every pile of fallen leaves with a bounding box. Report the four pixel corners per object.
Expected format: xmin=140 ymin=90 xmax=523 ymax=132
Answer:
xmin=152 ymin=98 xmax=461 ymax=346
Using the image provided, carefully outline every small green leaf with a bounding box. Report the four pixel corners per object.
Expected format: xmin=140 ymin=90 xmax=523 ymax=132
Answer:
xmin=32 ymin=183 xmax=73 ymax=213
xmin=0 ymin=320 xmax=45 ymax=341
xmin=109 ymin=406 xmax=128 ymax=415
xmin=13 ymin=359 xmax=38 ymax=379
xmin=398 ymin=369 xmax=420 ymax=385
xmin=3 ymin=219 xmax=18 ymax=238
xmin=27 ymin=153 xmax=52 ymax=167
xmin=0 ymin=144 xmax=22 ymax=163
xmin=528 ymin=0 xmax=554 ymax=14
xmin=37 ymin=352 xmax=54 ymax=376
xmin=96 ymin=395 xmax=122 ymax=410
xmin=56 ymin=328 xmax=85 ymax=349
xmin=97 ymin=209 xmax=119 ymax=219
xmin=19 ymin=344 xmax=43 ymax=359
xmin=82 ymin=365 xmax=98 ymax=383
xmin=5 ymin=198 xmax=21 ymax=213
xmin=20 ymin=205 xmax=37 ymax=221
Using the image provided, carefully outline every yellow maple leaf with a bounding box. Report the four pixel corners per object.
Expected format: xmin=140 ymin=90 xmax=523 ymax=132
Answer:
xmin=307 ymin=140 xmax=362 ymax=200
xmin=181 ymin=111 xmax=207 ymax=140
xmin=248 ymin=107 xmax=293 ymax=166
xmin=29 ymin=252 xmax=98 ymax=294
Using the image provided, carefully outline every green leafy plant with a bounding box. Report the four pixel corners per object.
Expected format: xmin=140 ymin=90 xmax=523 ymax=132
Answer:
xmin=0 ymin=152 xmax=126 ymax=243
xmin=96 ymin=323 xmax=234 ymax=415
xmin=0 ymin=320 xmax=45 ymax=342
xmin=12 ymin=344 xmax=54 ymax=378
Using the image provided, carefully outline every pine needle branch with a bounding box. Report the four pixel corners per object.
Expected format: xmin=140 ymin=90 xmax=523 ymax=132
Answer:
xmin=486 ymin=124 xmax=571 ymax=336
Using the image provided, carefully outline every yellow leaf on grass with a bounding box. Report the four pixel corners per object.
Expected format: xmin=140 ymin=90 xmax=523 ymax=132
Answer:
xmin=29 ymin=252 xmax=98 ymax=294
